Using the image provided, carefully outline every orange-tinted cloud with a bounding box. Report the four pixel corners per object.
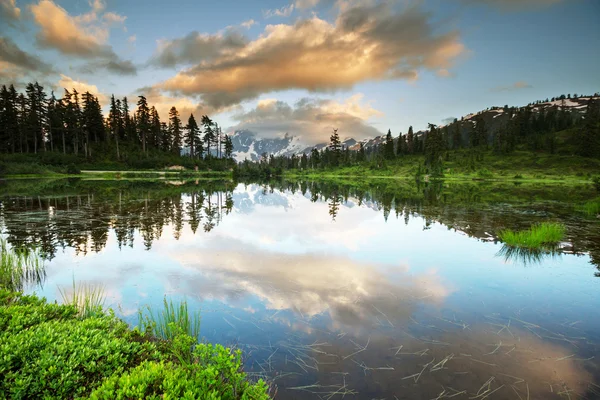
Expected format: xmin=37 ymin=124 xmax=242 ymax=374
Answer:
xmin=29 ymin=0 xmax=135 ymax=74
xmin=231 ymin=93 xmax=383 ymax=144
xmin=153 ymin=2 xmax=467 ymax=109
xmin=57 ymin=74 xmax=108 ymax=105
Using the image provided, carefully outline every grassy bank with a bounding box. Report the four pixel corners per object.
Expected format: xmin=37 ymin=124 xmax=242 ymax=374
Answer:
xmin=0 ymin=243 xmax=270 ymax=400
xmin=283 ymin=151 xmax=600 ymax=183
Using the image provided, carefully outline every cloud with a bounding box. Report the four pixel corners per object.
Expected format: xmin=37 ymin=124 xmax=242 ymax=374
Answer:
xmin=230 ymin=93 xmax=383 ymax=145
xmin=0 ymin=0 xmax=21 ymax=28
xmin=57 ymin=74 xmax=108 ymax=105
xmin=491 ymin=81 xmax=533 ymax=92
xmin=263 ymin=4 xmax=295 ymax=18
xmin=295 ymin=0 xmax=320 ymax=9
xmin=29 ymin=0 xmax=135 ymax=74
xmin=153 ymin=2 xmax=466 ymax=109
xmin=0 ymin=36 xmax=53 ymax=75
xmin=461 ymin=0 xmax=563 ymax=11
xmin=151 ymin=29 xmax=248 ymax=68
xmin=128 ymin=35 xmax=136 ymax=43
xmin=240 ymin=19 xmax=257 ymax=29
xmin=78 ymin=59 xmax=137 ymax=75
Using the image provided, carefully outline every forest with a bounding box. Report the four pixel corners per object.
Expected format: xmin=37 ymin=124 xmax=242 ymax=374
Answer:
xmin=0 ymin=81 xmax=234 ymax=173
xmin=236 ymin=95 xmax=600 ymax=179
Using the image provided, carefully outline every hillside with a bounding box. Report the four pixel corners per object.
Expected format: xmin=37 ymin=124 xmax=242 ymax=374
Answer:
xmin=230 ymin=94 xmax=599 ymax=161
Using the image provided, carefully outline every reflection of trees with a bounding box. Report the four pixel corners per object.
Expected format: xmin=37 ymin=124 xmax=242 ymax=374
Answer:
xmin=267 ymin=179 xmax=600 ymax=275
xmin=0 ymin=180 xmax=236 ymax=258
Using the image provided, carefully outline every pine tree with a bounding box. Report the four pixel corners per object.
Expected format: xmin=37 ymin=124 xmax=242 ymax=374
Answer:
xmin=160 ymin=122 xmax=170 ymax=152
xmin=329 ymin=128 xmax=341 ymax=166
xmin=169 ymin=107 xmax=182 ymax=155
xmin=149 ymin=106 xmax=161 ymax=150
xmin=184 ymin=114 xmax=201 ymax=158
xmin=109 ymin=95 xmax=122 ymax=159
xmin=452 ymin=122 xmax=461 ymax=149
xmin=424 ymin=123 xmax=444 ymax=176
xmin=577 ymin=98 xmax=600 ymax=158
xmin=201 ymin=115 xmax=214 ymax=158
xmin=407 ymin=126 xmax=414 ymax=154
xmin=136 ymin=95 xmax=151 ymax=153
xmin=384 ymin=129 xmax=394 ymax=159
xmin=122 ymin=97 xmax=133 ymax=142
xmin=224 ymin=135 xmax=233 ymax=159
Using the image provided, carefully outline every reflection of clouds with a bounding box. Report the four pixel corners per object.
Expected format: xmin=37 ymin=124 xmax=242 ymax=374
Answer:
xmin=171 ymin=237 xmax=452 ymax=331
xmin=279 ymin=324 xmax=594 ymax=399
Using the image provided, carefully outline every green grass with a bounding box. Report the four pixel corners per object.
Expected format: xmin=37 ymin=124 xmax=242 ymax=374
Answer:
xmin=138 ymin=297 xmax=201 ymax=341
xmin=578 ymin=197 xmax=600 ymax=217
xmin=498 ymin=222 xmax=566 ymax=249
xmin=58 ymin=279 xmax=106 ymax=318
xmin=0 ymin=239 xmax=45 ymax=292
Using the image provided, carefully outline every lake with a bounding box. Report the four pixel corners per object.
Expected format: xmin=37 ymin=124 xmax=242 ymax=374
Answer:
xmin=1 ymin=178 xmax=600 ymax=399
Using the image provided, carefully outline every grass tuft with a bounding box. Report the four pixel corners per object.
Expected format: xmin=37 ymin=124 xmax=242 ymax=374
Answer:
xmin=0 ymin=238 xmax=45 ymax=291
xmin=138 ymin=297 xmax=201 ymax=341
xmin=578 ymin=197 xmax=600 ymax=217
xmin=58 ymin=279 xmax=106 ymax=318
xmin=498 ymin=222 xmax=566 ymax=249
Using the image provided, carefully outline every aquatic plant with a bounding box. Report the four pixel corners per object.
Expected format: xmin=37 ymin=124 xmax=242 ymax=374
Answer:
xmin=0 ymin=238 xmax=45 ymax=291
xmin=58 ymin=279 xmax=106 ymax=318
xmin=578 ymin=197 xmax=600 ymax=217
xmin=137 ymin=296 xmax=201 ymax=341
xmin=498 ymin=222 xmax=565 ymax=249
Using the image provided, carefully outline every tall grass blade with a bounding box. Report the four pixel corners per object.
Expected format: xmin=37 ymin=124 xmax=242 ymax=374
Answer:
xmin=137 ymin=297 xmax=201 ymax=341
xmin=0 ymin=238 xmax=45 ymax=291
xmin=58 ymin=278 xmax=106 ymax=318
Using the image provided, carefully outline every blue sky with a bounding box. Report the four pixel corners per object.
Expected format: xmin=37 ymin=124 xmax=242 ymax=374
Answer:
xmin=1 ymin=0 xmax=599 ymax=144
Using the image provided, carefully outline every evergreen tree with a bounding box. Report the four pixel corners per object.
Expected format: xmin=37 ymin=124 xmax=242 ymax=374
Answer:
xmin=407 ymin=126 xmax=414 ymax=154
xmin=424 ymin=123 xmax=444 ymax=176
xmin=384 ymin=129 xmax=394 ymax=159
xmin=160 ymin=122 xmax=171 ymax=152
xmin=136 ymin=95 xmax=151 ymax=153
xmin=149 ymin=106 xmax=161 ymax=150
xmin=169 ymin=107 xmax=182 ymax=155
xmin=577 ymin=98 xmax=600 ymax=158
xmin=201 ymin=115 xmax=214 ymax=158
xmin=329 ymin=128 xmax=341 ymax=166
xmin=184 ymin=114 xmax=201 ymax=158
xmin=224 ymin=135 xmax=233 ymax=160
xmin=452 ymin=121 xmax=461 ymax=149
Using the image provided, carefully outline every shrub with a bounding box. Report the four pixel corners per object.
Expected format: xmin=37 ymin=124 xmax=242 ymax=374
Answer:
xmin=66 ymin=164 xmax=81 ymax=174
xmin=593 ymin=176 xmax=600 ymax=192
xmin=498 ymin=222 xmax=565 ymax=249
xmin=0 ymin=290 xmax=159 ymax=399
xmin=513 ymin=174 xmax=523 ymax=179
xmin=476 ymin=168 xmax=494 ymax=179
xmin=88 ymin=345 xmax=269 ymax=400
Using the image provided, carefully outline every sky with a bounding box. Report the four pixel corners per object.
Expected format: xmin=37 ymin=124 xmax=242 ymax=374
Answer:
xmin=1 ymin=0 xmax=599 ymax=145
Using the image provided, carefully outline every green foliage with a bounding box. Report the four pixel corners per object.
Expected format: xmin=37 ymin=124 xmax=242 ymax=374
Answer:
xmin=0 ymin=290 xmax=268 ymax=400
xmin=578 ymin=197 xmax=600 ymax=217
xmin=0 ymin=239 xmax=44 ymax=292
xmin=476 ymin=168 xmax=494 ymax=179
xmin=593 ymin=176 xmax=600 ymax=192
xmin=498 ymin=222 xmax=566 ymax=249
xmin=66 ymin=163 xmax=81 ymax=174
xmin=88 ymin=345 xmax=269 ymax=400
xmin=0 ymin=290 xmax=159 ymax=399
xmin=138 ymin=297 xmax=201 ymax=342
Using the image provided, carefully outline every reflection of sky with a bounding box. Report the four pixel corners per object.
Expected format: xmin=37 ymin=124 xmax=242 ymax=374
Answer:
xmin=26 ymin=183 xmax=600 ymax=398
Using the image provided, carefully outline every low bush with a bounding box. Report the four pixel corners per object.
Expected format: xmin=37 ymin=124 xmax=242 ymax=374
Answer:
xmin=0 ymin=290 xmax=270 ymax=399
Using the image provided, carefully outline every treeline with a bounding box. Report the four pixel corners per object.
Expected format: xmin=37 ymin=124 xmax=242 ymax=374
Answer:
xmin=0 ymin=81 xmax=234 ymax=170
xmin=237 ymin=96 xmax=600 ymax=177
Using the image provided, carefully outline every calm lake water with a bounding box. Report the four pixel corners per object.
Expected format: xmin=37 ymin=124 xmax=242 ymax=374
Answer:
xmin=1 ymin=178 xmax=600 ymax=399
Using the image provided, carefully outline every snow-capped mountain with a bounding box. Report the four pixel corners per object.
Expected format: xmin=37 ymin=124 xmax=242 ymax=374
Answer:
xmin=230 ymin=130 xmax=306 ymax=162
xmin=230 ymin=95 xmax=598 ymax=161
